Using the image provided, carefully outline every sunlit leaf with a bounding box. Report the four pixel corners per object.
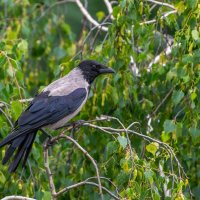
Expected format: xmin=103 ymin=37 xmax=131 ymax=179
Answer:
xmin=163 ymin=120 xmax=176 ymax=133
xmin=146 ymin=142 xmax=159 ymax=155
xmin=117 ymin=136 xmax=128 ymax=149
xmin=172 ymin=90 xmax=184 ymax=106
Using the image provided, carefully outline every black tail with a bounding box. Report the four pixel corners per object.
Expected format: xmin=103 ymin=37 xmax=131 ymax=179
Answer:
xmin=0 ymin=130 xmax=37 ymax=172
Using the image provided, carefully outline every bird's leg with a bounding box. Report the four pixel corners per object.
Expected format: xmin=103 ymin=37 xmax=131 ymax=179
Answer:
xmin=40 ymin=129 xmax=57 ymax=146
xmin=55 ymin=120 xmax=86 ymax=130
xmin=72 ymin=120 xmax=86 ymax=128
xmin=40 ymin=129 xmax=52 ymax=139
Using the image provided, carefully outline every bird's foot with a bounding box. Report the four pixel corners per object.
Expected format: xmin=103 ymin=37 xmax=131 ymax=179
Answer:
xmin=40 ymin=129 xmax=57 ymax=146
xmin=47 ymin=140 xmax=58 ymax=147
xmin=59 ymin=120 xmax=85 ymax=129
xmin=72 ymin=120 xmax=85 ymax=128
xmin=40 ymin=129 xmax=52 ymax=139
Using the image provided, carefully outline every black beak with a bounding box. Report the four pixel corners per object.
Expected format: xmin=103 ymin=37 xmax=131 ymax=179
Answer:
xmin=99 ymin=66 xmax=115 ymax=74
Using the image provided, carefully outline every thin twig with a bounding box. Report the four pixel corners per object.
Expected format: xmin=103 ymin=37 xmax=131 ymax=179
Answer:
xmin=0 ymin=107 xmax=13 ymax=128
xmin=146 ymin=0 xmax=176 ymax=10
xmin=86 ymin=176 xmax=121 ymax=197
xmin=57 ymin=134 xmax=104 ymax=200
xmin=75 ymin=0 xmax=108 ymax=31
xmin=37 ymin=0 xmax=108 ymax=31
xmin=37 ymin=0 xmax=76 ymax=20
xmin=0 ymin=99 xmax=32 ymax=108
xmin=140 ymin=10 xmax=177 ymax=25
xmin=104 ymin=0 xmax=114 ymax=19
xmin=82 ymin=118 xmax=187 ymax=179
xmin=44 ymin=134 xmax=109 ymax=200
xmin=151 ymin=87 xmax=174 ymax=117
xmin=43 ymin=139 xmax=57 ymax=199
xmin=0 ymin=51 xmax=23 ymax=99
xmin=1 ymin=196 xmax=36 ymax=200
xmin=56 ymin=180 xmax=119 ymax=199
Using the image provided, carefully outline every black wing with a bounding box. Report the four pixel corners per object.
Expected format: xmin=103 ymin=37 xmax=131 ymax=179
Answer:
xmin=17 ymin=87 xmax=87 ymax=128
xmin=0 ymin=88 xmax=87 ymax=148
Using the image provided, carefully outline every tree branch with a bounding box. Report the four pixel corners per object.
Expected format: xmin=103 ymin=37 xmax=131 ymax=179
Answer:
xmin=58 ymin=134 xmax=104 ymax=200
xmin=56 ymin=180 xmax=119 ymax=199
xmin=43 ymin=133 xmax=121 ymax=200
xmin=43 ymin=140 xmax=57 ymax=199
xmin=75 ymin=0 xmax=108 ymax=31
xmin=1 ymin=196 xmax=36 ymax=200
xmin=104 ymin=0 xmax=114 ymax=20
xmin=140 ymin=10 xmax=177 ymax=25
xmin=146 ymin=0 xmax=176 ymax=10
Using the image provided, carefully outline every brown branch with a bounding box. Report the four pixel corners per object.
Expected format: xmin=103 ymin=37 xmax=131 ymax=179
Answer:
xmin=0 ymin=51 xmax=23 ymax=99
xmin=146 ymin=0 xmax=176 ymax=10
xmin=43 ymin=140 xmax=57 ymax=199
xmin=104 ymin=0 xmax=114 ymax=20
xmin=0 ymin=99 xmax=33 ymax=108
xmin=0 ymin=107 xmax=13 ymax=128
xmin=37 ymin=0 xmax=108 ymax=31
xmin=56 ymin=180 xmax=119 ymax=199
xmin=43 ymin=132 xmax=121 ymax=200
xmin=81 ymin=116 xmax=187 ymax=180
xmin=58 ymin=134 xmax=104 ymax=200
xmin=1 ymin=196 xmax=36 ymax=200
xmin=151 ymin=87 xmax=174 ymax=117
xmin=140 ymin=10 xmax=177 ymax=25
xmin=75 ymin=0 xmax=108 ymax=31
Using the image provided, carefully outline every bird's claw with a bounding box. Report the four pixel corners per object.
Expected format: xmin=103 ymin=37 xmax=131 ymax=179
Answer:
xmin=47 ymin=139 xmax=58 ymax=147
xmin=72 ymin=120 xmax=85 ymax=128
xmin=40 ymin=129 xmax=53 ymax=139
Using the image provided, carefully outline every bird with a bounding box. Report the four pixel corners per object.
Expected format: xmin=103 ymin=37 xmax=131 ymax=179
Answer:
xmin=0 ymin=60 xmax=115 ymax=172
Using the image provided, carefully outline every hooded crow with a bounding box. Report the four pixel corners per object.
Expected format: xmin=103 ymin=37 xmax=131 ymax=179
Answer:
xmin=0 ymin=60 xmax=115 ymax=172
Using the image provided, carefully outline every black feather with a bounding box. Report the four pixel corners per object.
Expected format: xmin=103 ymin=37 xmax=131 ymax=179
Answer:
xmin=0 ymin=88 xmax=87 ymax=172
xmin=2 ymin=135 xmax=26 ymax=164
xmin=22 ymin=132 xmax=37 ymax=167
xmin=18 ymin=88 xmax=87 ymax=127
xmin=8 ymin=131 xmax=37 ymax=172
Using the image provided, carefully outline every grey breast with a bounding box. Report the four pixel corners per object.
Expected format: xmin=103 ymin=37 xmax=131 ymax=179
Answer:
xmin=44 ymin=68 xmax=89 ymax=129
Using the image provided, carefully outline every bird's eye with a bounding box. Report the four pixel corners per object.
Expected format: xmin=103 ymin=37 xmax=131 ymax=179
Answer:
xmin=92 ymin=64 xmax=98 ymax=69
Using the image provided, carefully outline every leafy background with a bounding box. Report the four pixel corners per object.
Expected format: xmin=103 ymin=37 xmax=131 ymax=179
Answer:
xmin=0 ymin=0 xmax=199 ymax=199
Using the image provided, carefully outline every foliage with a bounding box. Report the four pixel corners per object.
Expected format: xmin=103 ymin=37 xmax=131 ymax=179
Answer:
xmin=0 ymin=0 xmax=199 ymax=199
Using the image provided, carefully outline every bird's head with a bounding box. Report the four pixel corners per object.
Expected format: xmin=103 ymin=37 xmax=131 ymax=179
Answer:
xmin=78 ymin=60 xmax=115 ymax=84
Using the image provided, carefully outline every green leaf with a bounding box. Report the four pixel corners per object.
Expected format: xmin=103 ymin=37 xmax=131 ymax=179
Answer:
xmin=106 ymin=141 xmax=118 ymax=157
xmin=144 ymin=170 xmax=154 ymax=184
xmin=161 ymin=131 xmax=171 ymax=142
xmin=192 ymin=30 xmax=199 ymax=40
xmin=166 ymin=70 xmax=177 ymax=81
xmin=43 ymin=191 xmax=51 ymax=200
xmin=112 ymin=7 xmax=120 ymax=18
xmin=7 ymin=65 xmax=16 ymax=77
xmin=153 ymin=191 xmax=160 ymax=200
xmin=96 ymin=11 xmax=105 ymax=21
xmin=163 ymin=120 xmax=176 ymax=133
xmin=172 ymin=90 xmax=184 ymax=106
xmin=189 ymin=127 xmax=200 ymax=144
xmin=11 ymin=101 xmax=23 ymax=120
xmin=146 ymin=142 xmax=159 ymax=155
xmin=175 ymin=1 xmax=185 ymax=14
xmin=117 ymin=136 xmax=127 ymax=149
xmin=0 ymin=42 xmax=5 ymax=50
xmin=190 ymin=92 xmax=197 ymax=101
xmin=0 ymin=171 xmax=6 ymax=184
xmin=0 ymin=54 xmax=7 ymax=67
xmin=187 ymin=0 xmax=198 ymax=8
xmin=53 ymin=47 xmax=66 ymax=60
xmin=18 ymin=40 xmax=28 ymax=52
xmin=175 ymin=123 xmax=183 ymax=138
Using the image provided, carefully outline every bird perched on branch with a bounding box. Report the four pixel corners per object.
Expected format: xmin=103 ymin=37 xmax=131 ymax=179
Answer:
xmin=0 ymin=60 xmax=115 ymax=172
